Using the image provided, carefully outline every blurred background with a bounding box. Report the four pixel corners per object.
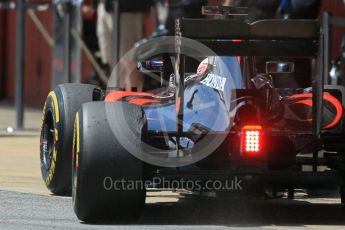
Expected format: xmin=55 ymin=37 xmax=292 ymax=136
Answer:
xmin=0 ymin=0 xmax=344 ymax=131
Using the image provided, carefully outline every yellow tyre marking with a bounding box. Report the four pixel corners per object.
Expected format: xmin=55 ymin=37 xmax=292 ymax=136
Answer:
xmin=45 ymin=91 xmax=60 ymax=186
xmin=72 ymin=118 xmax=76 ymax=159
xmin=54 ymin=128 xmax=58 ymax=142
xmin=45 ymin=148 xmax=57 ymax=185
xmin=48 ymin=91 xmax=60 ymax=123
xmin=72 ymin=113 xmax=80 ymax=206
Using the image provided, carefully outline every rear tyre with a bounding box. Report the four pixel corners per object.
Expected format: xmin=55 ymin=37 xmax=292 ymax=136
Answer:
xmin=40 ymin=83 xmax=97 ymax=195
xmin=72 ymin=101 xmax=146 ymax=222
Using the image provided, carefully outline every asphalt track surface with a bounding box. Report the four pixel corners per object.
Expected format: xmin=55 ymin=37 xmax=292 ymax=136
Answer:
xmin=1 ymin=189 xmax=345 ymax=230
xmin=1 ymin=108 xmax=345 ymax=229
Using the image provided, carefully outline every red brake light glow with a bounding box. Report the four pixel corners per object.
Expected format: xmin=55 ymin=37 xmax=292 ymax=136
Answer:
xmin=241 ymin=125 xmax=262 ymax=154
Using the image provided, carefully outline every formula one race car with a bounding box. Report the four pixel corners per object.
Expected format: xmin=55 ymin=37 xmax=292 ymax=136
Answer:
xmin=39 ymin=7 xmax=345 ymax=222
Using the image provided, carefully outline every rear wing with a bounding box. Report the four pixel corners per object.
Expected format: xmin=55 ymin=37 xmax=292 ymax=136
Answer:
xmin=178 ymin=18 xmax=319 ymax=57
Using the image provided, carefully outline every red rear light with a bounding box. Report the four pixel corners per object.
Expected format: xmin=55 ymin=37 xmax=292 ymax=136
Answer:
xmin=241 ymin=125 xmax=262 ymax=155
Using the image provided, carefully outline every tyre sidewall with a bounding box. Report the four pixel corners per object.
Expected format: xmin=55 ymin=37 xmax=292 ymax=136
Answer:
xmin=40 ymin=90 xmax=66 ymax=193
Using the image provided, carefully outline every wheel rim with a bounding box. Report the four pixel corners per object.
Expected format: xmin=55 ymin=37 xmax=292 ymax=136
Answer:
xmin=40 ymin=111 xmax=55 ymax=171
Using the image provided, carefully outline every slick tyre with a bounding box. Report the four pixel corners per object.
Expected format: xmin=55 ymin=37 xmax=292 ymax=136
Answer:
xmin=72 ymin=101 xmax=146 ymax=222
xmin=40 ymin=83 xmax=97 ymax=195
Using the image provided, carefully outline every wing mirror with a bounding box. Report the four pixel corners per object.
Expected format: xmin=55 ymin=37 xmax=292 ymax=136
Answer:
xmin=266 ymin=61 xmax=295 ymax=74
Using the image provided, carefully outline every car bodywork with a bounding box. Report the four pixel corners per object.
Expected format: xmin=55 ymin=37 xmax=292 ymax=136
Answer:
xmin=100 ymin=14 xmax=345 ymax=193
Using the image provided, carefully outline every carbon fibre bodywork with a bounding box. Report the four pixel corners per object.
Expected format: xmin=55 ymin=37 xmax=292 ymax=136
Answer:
xmin=105 ymin=56 xmax=344 ymax=160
